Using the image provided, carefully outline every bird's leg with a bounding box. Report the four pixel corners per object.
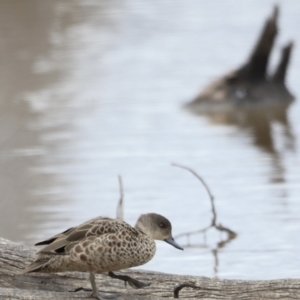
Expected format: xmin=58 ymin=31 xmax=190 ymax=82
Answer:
xmin=108 ymin=271 xmax=151 ymax=289
xmin=89 ymin=272 xmax=101 ymax=299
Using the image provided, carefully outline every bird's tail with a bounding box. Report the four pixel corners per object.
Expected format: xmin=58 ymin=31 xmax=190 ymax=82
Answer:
xmin=20 ymin=261 xmax=45 ymax=274
xmin=20 ymin=255 xmax=53 ymax=274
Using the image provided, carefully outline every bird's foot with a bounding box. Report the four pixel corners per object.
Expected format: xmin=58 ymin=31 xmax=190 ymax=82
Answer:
xmin=108 ymin=271 xmax=151 ymax=289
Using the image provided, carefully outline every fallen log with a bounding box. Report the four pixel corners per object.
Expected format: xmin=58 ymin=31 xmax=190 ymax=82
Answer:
xmin=1 ymin=238 xmax=300 ymax=299
xmin=188 ymin=6 xmax=294 ymax=108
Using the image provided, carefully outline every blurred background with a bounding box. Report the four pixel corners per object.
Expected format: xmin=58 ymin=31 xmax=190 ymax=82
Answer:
xmin=0 ymin=0 xmax=299 ymax=280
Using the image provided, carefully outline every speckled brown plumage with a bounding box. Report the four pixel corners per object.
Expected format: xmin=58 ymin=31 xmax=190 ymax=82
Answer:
xmin=22 ymin=213 xmax=183 ymax=299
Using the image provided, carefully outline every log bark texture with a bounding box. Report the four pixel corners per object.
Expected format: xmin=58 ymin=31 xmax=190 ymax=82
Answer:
xmin=1 ymin=238 xmax=300 ymax=299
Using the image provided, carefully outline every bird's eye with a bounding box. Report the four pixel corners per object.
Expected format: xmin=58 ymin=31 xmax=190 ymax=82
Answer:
xmin=159 ymin=223 xmax=165 ymax=228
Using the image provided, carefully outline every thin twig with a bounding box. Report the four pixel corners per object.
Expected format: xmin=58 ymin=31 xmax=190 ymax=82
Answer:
xmin=172 ymin=163 xmax=217 ymax=225
xmin=215 ymin=224 xmax=237 ymax=237
xmin=116 ymin=175 xmax=124 ymax=220
xmin=212 ymin=249 xmax=219 ymax=278
xmin=174 ymin=225 xmax=212 ymax=239
xmin=172 ymin=163 xmax=236 ymax=246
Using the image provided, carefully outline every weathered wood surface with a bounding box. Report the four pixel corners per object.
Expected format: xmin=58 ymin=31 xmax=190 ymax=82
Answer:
xmin=1 ymin=238 xmax=300 ymax=299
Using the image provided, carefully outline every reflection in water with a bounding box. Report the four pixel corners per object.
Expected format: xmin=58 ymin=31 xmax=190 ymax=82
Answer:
xmin=0 ymin=0 xmax=300 ymax=280
xmin=0 ymin=0 xmax=94 ymax=243
xmin=186 ymin=103 xmax=296 ymax=183
xmin=0 ymin=0 xmax=122 ymax=244
xmin=0 ymin=0 xmax=60 ymax=243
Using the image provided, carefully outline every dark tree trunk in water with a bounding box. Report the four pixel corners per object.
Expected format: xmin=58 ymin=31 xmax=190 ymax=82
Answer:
xmin=189 ymin=6 xmax=294 ymax=106
xmin=272 ymin=42 xmax=294 ymax=83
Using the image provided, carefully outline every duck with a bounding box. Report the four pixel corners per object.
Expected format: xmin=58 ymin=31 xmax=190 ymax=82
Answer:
xmin=22 ymin=213 xmax=183 ymax=299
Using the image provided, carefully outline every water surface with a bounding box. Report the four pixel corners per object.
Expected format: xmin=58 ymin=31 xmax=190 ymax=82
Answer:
xmin=0 ymin=0 xmax=300 ymax=280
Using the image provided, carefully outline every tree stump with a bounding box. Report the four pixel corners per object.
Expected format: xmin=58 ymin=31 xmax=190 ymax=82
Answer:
xmin=188 ymin=6 xmax=294 ymax=108
xmin=1 ymin=238 xmax=300 ymax=299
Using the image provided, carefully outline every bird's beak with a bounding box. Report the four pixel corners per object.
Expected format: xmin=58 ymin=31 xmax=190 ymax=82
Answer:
xmin=164 ymin=235 xmax=184 ymax=250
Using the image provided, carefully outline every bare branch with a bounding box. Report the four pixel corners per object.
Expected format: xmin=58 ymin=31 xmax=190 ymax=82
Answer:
xmin=116 ymin=175 xmax=124 ymax=220
xmin=212 ymin=249 xmax=219 ymax=278
xmin=172 ymin=163 xmax=236 ymax=250
xmin=172 ymin=163 xmax=217 ymax=225
xmin=174 ymin=225 xmax=212 ymax=239
xmin=215 ymin=224 xmax=237 ymax=238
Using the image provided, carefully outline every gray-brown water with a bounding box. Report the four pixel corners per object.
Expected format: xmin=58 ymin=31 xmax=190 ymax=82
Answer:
xmin=0 ymin=0 xmax=300 ymax=280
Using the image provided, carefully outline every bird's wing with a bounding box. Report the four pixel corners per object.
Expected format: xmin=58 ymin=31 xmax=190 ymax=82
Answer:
xmin=36 ymin=217 xmax=135 ymax=255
